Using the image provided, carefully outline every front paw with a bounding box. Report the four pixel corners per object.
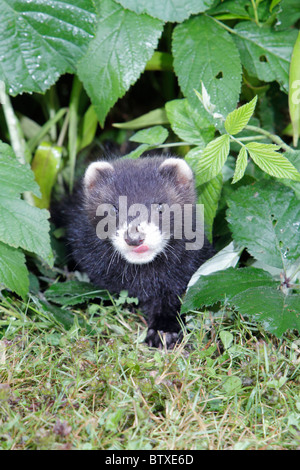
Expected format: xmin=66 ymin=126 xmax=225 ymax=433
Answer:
xmin=145 ymin=328 xmax=182 ymax=349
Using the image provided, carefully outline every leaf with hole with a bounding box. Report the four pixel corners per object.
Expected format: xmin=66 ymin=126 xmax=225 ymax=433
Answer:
xmin=172 ymin=15 xmax=242 ymax=122
xmin=227 ymin=181 xmax=300 ymax=269
xmin=233 ymin=22 xmax=298 ymax=92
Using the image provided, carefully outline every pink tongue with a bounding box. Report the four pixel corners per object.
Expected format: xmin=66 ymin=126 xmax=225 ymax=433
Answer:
xmin=132 ymin=244 xmax=149 ymax=253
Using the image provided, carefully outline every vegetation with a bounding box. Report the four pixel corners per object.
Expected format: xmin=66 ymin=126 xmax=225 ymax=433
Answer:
xmin=0 ymin=0 xmax=299 ymax=450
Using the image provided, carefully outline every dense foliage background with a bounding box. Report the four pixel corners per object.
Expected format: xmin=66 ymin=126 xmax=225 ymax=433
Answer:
xmin=0 ymin=0 xmax=300 ymax=450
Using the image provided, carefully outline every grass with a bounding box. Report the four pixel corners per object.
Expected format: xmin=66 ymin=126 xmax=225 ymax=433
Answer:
xmin=0 ymin=292 xmax=300 ymax=450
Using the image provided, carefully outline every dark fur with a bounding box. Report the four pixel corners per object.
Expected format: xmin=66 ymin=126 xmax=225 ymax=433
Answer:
xmin=58 ymin=156 xmax=214 ymax=348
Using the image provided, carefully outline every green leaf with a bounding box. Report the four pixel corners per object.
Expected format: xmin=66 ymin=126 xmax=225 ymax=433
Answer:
xmin=227 ymin=181 xmax=300 ymax=269
xmin=233 ymin=22 xmax=298 ymax=92
xmin=0 ymin=241 xmax=29 ymax=299
xmin=188 ymin=134 xmax=230 ymax=184
xmin=245 ymin=142 xmax=300 ymax=181
xmin=275 ymin=0 xmax=300 ymax=31
xmin=219 ymin=330 xmax=233 ymax=350
xmin=181 ymin=267 xmax=276 ymax=313
xmin=172 ymin=15 xmax=242 ymax=121
xmin=0 ymin=143 xmax=40 ymax=197
xmin=232 ymin=146 xmax=248 ymax=184
xmin=230 ymin=287 xmax=300 ymax=337
xmin=114 ymin=0 xmax=215 ymax=23
xmin=225 ymin=96 xmax=257 ymax=135
xmin=288 ymin=31 xmax=300 ymax=147
xmin=0 ymin=0 xmax=96 ymax=95
xmin=31 ymin=142 xmax=62 ymax=209
xmin=113 ymin=108 xmax=168 ymax=130
xmin=44 ymin=280 xmax=109 ymax=306
xmin=77 ymin=0 xmax=163 ymax=126
xmin=196 ymin=175 xmax=223 ymax=242
xmin=165 ymin=99 xmax=214 ymax=147
xmin=0 ymin=196 xmax=53 ymax=266
xmin=129 ymin=126 xmax=168 ymax=145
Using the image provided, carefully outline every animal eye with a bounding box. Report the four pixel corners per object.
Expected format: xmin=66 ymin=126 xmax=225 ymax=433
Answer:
xmin=156 ymin=203 xmax=165 ymax=213
xmin=109 ymin=205 xmax=118 ymax=216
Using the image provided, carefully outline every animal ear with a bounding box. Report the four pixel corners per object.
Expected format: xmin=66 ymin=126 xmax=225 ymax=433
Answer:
xmin=84 ymin=161 xmax=114 ymax=192
xmin=159 ymin=158 xmax=194 ymax=185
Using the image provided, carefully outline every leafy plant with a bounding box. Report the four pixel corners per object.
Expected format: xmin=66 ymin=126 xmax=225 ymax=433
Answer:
xmin=0 ymin=0 xmax=299 ymax=338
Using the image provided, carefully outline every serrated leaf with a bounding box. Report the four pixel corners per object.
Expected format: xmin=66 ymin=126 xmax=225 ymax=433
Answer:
xmin=0 ymin=0 xmax=96 ymax=95
xmin=232 ymin=146 xmax=248 ymax=183
xmin=227 ymin=181 xmax=300 ymax=269
xmin=245 ymin=142 xmax=300 ymax=181
xmin=0 ymin=196 xmax=53 ymax=266
xmin=172 ymin=15 xmax=242 ymax=122
xmin=233 ymin=22 xmax=298 ymax=92
xmin=77 ymin=0 xmax=163 ymax=126
xmin=288 ymin=31 xmax=300 ymax=147
xmin=230 ymin=287 xmax=300 ymax=337
xmin=181 ymin=267 xmax=276 ymax=313
xmin=165 ymin=99 xmax=214 ymax=147
xmin=0 ymin=241 xmax=29 ymax=299
xmin=188 ymin=134 xmax=230 ymax=184
xmin=129 ymin=126 xmax=168 ymax=145
xmin=225 ymin=96 xmax=257 ymax=135
xmin=114 ymin=0 xmax=214 ymax=23
xmin=0 ymin=143 xmax=40 ymax=197
xmin=196 ymin=174 xmax=223 ymax=242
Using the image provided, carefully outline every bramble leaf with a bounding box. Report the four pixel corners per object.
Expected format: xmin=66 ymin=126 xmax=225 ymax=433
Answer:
xmin=78 ymin=0 xmax=163 ymax=126
xmin=225 ymin=96 xmax=257 ymax=135
xmin=188 ymin=134 xmax=230 ymax=184
xmin=245 ymin=142 xmax=300 ymax=181
xmin=114 ymin=0 xmax=215 ymax=23
xmin=227 ymin=181 xmax=300 ymax=269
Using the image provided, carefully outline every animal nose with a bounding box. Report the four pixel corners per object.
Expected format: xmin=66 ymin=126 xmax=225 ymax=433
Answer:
xmin=124 ymin=225 xmax=144 ymax=246
xmin=124 ymin=234 xmax=144 ymax=247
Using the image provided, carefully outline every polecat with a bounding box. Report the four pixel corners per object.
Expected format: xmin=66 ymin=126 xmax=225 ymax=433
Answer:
xmin=61 ymin=156 xmax=214 ymax=348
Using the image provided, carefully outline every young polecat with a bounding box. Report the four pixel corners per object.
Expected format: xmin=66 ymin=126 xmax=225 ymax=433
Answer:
xmin=62 ymin=156 xmax=214 ymax=348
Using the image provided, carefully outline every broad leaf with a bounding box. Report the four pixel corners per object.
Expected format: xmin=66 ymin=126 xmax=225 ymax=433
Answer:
xmin=0 ymin=0 xmax=96 ymax=95
xmin=188 ymin=134 xmax=230 ymax=184
xmin=172 ymin=15 xmax=242 ymax=121
xmin=78 ymin=0 xmax=163 ymax=126
xmin=129 ymin=126 xmax=168 ymax=145
xmin=114 ymin=0 xmax=214 ymax=23
xmin=245 ymin=142 xmax=300 ymax=181
xmin=227 ymin=181 xmax=300 ymax=269
xmin=233 ymin=22 xmax=298 ymax=92
xmin=0 ymin=143 xmax=40 ymax=197
xmin=0 ymin=241 xmax=29 ymax=299
xmin=181 ymin=267 xmax=276 ymax=313
xmin=230 ymin=287 xmax=300 ymax=337
xmin=166 ymin=99 xmax=215 ymax=147
xmin=0 ymin=196 xmax=53 ymax=266
xmin=113 ymin=108 xmax=168 ymax=130
xmin=0 ymin=143 xmax=53 ymax=265
xmin=225 ymin=96 xmax=257 ymax=135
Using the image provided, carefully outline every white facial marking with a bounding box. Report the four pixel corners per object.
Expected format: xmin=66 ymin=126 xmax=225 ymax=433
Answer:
xmin=111 ymin=221 xmax=167 ymax=264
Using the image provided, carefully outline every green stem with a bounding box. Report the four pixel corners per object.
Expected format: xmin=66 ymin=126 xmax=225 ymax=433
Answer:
xmin=245 ymin=125 xmax=294 ymax=152
xmin=251 ymin=0 xmax=260 ymax=26
xmin=68 ymin=76 xmax=83 ymax=193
